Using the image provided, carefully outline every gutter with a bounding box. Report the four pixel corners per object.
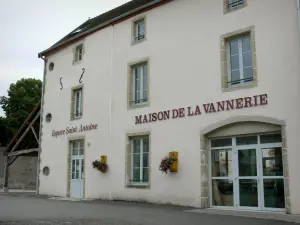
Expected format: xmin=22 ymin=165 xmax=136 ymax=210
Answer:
xmin=38 ymin=0 xmax=169 ymax=57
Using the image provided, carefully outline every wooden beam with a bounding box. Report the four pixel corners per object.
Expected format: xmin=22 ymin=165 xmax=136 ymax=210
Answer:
xmin=8 ymin=113 xmax=40 ymax=155
xmin=30 ymin=126 xmax=39 ymax=143
xmin=3 ymin=156 xmax=9 ymax=192
xmin=8 ymin=155 xmax=18 ymax=167
xmin=7 ymin=148 xmax=39 ymax=157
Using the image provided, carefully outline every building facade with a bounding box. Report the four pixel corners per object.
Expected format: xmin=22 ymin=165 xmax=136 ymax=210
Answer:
xmin=38 ymin=0 xmax=300 ymax=214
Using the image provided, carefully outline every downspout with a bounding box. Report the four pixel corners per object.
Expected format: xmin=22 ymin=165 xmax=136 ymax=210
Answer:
xmin=108 ymin=24 xmax=114 ymax=201
xmin=36 ymin=55 xmax=46 ymax=195
xmin=297 ymin=0 xmax=300 ymax=33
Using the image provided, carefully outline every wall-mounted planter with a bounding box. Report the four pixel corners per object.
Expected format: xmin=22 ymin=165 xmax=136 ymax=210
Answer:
xmin=159 ymin=151 xmax=178 ymax=174
xmin=92 ymin=155 xmax=108 ymax=173
xmin=169 ymin=151 xmax=178 ymax=173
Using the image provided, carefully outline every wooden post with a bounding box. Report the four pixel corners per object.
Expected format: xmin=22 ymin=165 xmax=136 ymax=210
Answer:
xmin=3 ymin=156 xmax=9 ymax=192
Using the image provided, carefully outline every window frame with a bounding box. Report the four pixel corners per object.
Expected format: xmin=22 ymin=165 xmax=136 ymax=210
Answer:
xmin=73 ymin=43 xmax=84 ymax=65
xmin=130 ymin=136 xmax=149 ymax=186
xmin=220 ymin=26 xmax=257 ymax=92
xmin=227 ymin=34 xmax=253 ymax=87
xmin=71 ymin=86 xmax=83 ymax=120
xmin=132 ymin=17 xmax=146 ymax=44
xmin=224 ymin=0 xmax=247 ymax=14
xmin=131 ymin=62 xmax=148 ymax=105
xmin=127 ymin=59 xmax=149 ymax=109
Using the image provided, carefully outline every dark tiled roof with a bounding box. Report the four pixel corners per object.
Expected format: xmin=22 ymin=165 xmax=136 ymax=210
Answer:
xmin=38 ymin=0 xmax=167 ymax=57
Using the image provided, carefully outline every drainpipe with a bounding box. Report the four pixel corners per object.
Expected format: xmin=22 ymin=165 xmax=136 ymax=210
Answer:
xmin=36 ymin=55 xmax=46 ymax=195
xmin=297 ymin=0 xmax=300 ymax=33
xmin=108 ymin=24 xmax=114 ymax=201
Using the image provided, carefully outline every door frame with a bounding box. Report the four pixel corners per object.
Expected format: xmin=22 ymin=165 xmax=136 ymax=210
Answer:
xmin=209 ymin=134 xmax=285 ymax=212
xmin=67 ymin=138 xmax=85 ymax=199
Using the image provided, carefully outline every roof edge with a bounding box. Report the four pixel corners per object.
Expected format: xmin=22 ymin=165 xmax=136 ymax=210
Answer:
xmin=38 ymin=0 xmax=168 ymax=58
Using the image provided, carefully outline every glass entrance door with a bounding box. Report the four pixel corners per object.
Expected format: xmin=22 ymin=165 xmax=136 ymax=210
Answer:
xmin=235 ymin=147 xmax=260 ymax=209
xmin=210 ymin=133 xmax=285 ymax=211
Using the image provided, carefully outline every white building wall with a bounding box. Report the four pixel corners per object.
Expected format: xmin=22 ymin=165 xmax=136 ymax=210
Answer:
xmin=39 ymin=0 xmax=300 ymax=213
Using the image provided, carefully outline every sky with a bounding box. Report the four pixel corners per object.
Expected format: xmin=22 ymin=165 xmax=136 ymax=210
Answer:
xmin=0 ymin=0 xmax=130 ymax=116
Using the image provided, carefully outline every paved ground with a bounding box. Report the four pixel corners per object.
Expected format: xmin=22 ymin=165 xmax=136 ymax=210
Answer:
xmin=0 ymin=192 xmax=299 ymax=225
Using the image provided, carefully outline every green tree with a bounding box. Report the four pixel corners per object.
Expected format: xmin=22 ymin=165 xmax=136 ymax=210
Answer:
xmin=0 ymin=78 xmax=42 ymax=135
xmin=0 ymin=116 xmax=12 ymax=146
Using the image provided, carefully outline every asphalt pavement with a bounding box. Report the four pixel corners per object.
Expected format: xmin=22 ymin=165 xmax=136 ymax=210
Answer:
xmin=0 ymin=192 xmax=298 ymax=225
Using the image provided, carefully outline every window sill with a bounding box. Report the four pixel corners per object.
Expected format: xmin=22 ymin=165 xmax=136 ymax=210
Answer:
xmin=222 ymin=81 xmax=257 ymax=92
xmin=126 ymin=183 xmax=150 ymax=189
xmin=71 ymin=116 xmax=83 ymax=121
xmin=224 ymin=4 xmax=247 ymax=14
xmin=72 ymin=59 xmax=83 ymax=66
xmin=131 ymin=38 xmax=146 ymax=46
xmin=128 ymin=102 xmax=149 ymax=110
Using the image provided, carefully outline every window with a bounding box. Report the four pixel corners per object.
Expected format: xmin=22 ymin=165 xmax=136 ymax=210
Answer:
xmin=227 ymin=35 xmax=253 ymax=86
xmin=131 ymin=62 xmax=148 ymax=106
xmin=127 ymin=136 xmax=149 ymax=186
xmin=220 ymin=26 xmax=257 ymax=91
xmin=73 ymin=44 xmax=83 ymax=64
xmin=133 ymin=18 xmax=145 ymax=43
xmin=224 ymin=0 xmax=247 ymax=13
xmin=228 ymin=0 xmax=244 ymax=9
xmin=71 ymin=87 xmax=83 ymax=120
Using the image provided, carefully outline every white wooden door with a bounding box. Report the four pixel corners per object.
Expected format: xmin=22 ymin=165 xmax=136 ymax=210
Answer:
xmin=70 ymin=141 xmax=84 ymax=199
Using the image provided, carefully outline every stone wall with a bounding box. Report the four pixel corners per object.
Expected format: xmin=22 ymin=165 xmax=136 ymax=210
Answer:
xmin=0 ymin=147 xmax=37 ymax=190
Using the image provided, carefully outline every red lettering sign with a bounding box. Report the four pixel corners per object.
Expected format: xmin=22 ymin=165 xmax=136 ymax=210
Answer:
xmin=135 ymin=94 xmax=269 ymax=125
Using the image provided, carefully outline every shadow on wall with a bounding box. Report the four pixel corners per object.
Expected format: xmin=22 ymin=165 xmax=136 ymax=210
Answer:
xmin=0 ymin=147 xmax=37 ymax=190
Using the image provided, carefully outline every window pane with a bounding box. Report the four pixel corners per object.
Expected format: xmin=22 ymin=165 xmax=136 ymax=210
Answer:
xmin=211 ymin=150 xmax=233 ymax=177
xmin=143 ymin=153 xmax=149 ymax=167
xmin=260 ymin=134 xmax=282 ymax=144
xmin=239 ymin=179 xmax=258 ymax=207
xmin=133 ymin=153 xmax=140 ymax=167
xmin=76 ymin=159 xmax=80 ymax=179
xmin=211 ymin=138 xmax=232 ymax=148
xmin=263 ymin=179 xmax=285 ymax=208
xmin=143 ymin=168 xmax=149 ymax=182
xmin=133 ymin=168 xmax=140 ymax=182
xmin=230 ymin=70 xmax=240 ymax=84
xmin=143 ymin=65 xmax=147 ymax=100
xmin=72 ymin=147 xmax=78 ymax=156
xmin=133 ymin=139 xmax=140 ymax=153
xmin=212 ymin=179 xmax=233 ymax=206
xmin=229 ymin=40 xmax=238 ymax=55
xmin=236 ymin=136 xmax=257 ymax=145
xmin=81 ymin=159 xmax=84 ymax=179
xmin=230 ymin=54 xmax=239 ymax=70
xmin=242 ymin=36 xmax=251 ymax=52
xmin=79 ymin=141 xmax=84 ymax=155
xmin=238 ymin=149 xmax=257 ymax=176
xmin=72 ymin=160 xmax=75 ymax=173
xmin=138 ymin=23 xmax=145 ymax=35
xmin=262 ymin=148 xmax=283 ymax=176
xmin=143 ymin=138 xmax=149 ymax=153
xmin=242 ymin=52 xmax=252 ymax=68
xmin=243 ymin=67 xmax=253 ymax=81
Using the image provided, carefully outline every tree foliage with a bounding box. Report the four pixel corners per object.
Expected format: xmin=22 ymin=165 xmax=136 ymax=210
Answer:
xmin=0 ymin=78 xmax=42 ymax=139
xmin=0 ymin=117 xmax=12 ymax=146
